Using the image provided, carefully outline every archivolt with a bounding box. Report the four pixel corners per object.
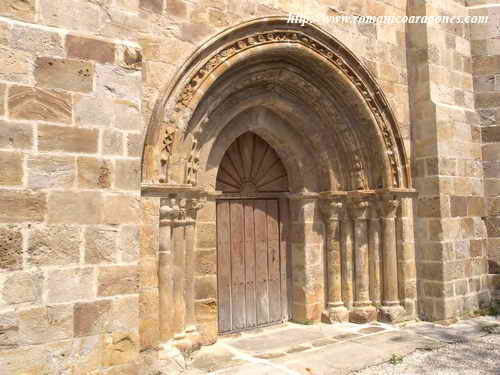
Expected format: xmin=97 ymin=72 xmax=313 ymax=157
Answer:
xmin=142 ymin=17 xmax=411 ymax=191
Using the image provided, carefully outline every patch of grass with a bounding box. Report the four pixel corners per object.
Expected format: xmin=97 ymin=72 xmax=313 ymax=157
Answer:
xmin=475 ymin=302 xmax=500 ymax=317
xmin=389 ymin=353 xmax=404 ymax=365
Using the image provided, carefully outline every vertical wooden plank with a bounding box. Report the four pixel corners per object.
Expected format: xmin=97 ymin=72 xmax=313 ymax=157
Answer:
xmin=230 ymin=200 xmax=246 ymax=330
xmin=244 ymin=201 xmax=257 ymax=328
xmin=279 ymin=198 xmax=290 ymax=321
xmin=266 ymin=200 xmax=282 ymax=323
xmin=217 ymin=201 xmax=232 ymax=333
xmin=254 ymin=200 xmax=270 ymax=325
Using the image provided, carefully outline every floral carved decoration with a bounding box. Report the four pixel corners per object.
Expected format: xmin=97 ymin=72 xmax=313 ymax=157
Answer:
xmin=173 ymin=30 xmax=403 ymax=188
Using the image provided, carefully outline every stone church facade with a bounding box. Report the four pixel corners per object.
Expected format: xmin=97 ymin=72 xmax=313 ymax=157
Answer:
xmin=0 ymin=0 xmax=498 ymax=373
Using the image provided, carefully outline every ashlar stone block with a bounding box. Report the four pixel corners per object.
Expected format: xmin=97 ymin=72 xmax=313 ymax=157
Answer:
xmin=35 ymin=57 xmax=95 ymax=93
xmin=27 ymin=155 xmax=76 ymax=189
xmin=84 ymin=226 xmax=118 ymax=264
xmin=0 ymin=190 xmax=46 ymax=223
xmin=0 ymin=226 xmax=23 ymax=271
xmin=19 ymin=304 xmax=73 ymax=345
xmin=9 ymin=86 xmax=72 ymax=124
xmin=46 ymin=267 xmax=95 ymax=303
xmin=0 ymin=0 xmax=36 ymax=22
xmin=27 ymin=225 xmax=81 ymax=266
xmin=0 ymin=151 xmax=23 ymax=186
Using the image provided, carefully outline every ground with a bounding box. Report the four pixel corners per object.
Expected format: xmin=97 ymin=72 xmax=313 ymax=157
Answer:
xmin=163 ymin=317 xmax=500 ymax=375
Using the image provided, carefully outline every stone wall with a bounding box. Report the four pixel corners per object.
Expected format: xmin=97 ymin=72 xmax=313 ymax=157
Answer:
xmin=469 ymin=0 xmax=500 ymax=300
xmin=0 ymin=0 xmax=497 ymax=373
xmin=408 ymin=0 xmax=492 ymax=321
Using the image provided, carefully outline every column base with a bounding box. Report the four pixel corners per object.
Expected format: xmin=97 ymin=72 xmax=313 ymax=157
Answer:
xmin=350 ymin=305 xmax=377 ymax=324
xmin=322 ymin=305 xmax=349 ymax=323
xmin=379 ymin=305 xmax=407 ymax=323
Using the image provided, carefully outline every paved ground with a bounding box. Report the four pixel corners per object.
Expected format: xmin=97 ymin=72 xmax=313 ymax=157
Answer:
xmin=167 ymin=317 xmax=500 ymax=375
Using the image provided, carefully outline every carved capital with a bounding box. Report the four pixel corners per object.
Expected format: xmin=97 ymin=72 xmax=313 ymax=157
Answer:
xmin=377 ymin=197 xmax=400 ymax=219
xmin=320 ymin=199 xmax=345 ymax=222
xmin=160 ymin=196 xmax=187 ymax=222
xmin=186 ymin=196 xmax=207 ymax=220
xmin=348 ymin=198 xmax=371 ymax=220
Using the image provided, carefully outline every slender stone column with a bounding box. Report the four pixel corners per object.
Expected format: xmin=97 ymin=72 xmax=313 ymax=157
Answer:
xmin=368 ymin=204 xmax=382 ymax=306
xmin=158 ymin=197 xmax=180 ymax=342
xmin=184 ymin=198 xmax=206 ymax=334
xmin=378 ymin=196 xmax=405 ymax=322
xmin=349 ymin=198 xmax=377 ymax=323
xmin=172 ymin=199 xmax=187 ymax=339
xmin=320 ymin=196 xmax=349 ymax=323
xmin=341 ymin=210 xmax=354 ymax=310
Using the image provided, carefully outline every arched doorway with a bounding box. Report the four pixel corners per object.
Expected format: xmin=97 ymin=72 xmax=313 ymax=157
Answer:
xmin=141 ymin=17 xmax=417 ymax=348
xmin=215 ymin=132 xmax=291 ymax=334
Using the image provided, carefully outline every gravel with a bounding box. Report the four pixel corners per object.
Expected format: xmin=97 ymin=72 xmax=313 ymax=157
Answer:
xmin=355 ymin=333 xmax=500 ymax=375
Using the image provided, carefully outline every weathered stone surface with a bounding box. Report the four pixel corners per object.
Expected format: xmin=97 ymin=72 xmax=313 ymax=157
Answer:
xmin=0 ymin=226 xmax=23 ymax=271
xmin=0 ymin=0 xmax=36 ymax=22
xmin=139 ymin=256 xmax=158 ymax=289
xmin=139 ymin=289 xmax=159 ymax=350
xmin=19 ymin=304 xmax=73 ymax=344
xmin=115 ymin=100 xmax=142 ymax=130
xmin=85 ymin=226 xmax=118 ymax=264
xmin=0 ymin=120 xmax=33 ymax=150
xmin=140 ymin=0 xmax=163 ymax=13
xmin=35 ymin=57 xmax=95 ymax=93
xmin=77 ymin=157 xmax=113 ymax=189
xmin=48 ymin=191 xmax=102 ymax=224
xmin=97 ymin=265 xmax=138 ymax=297
xmin=2 ymin=271 xmax=41 ymax=306
xmin=67 ymin=34 xmax=116 ymax=64
xmin=74 ymin=299 xmax=112 ymax=337
xmin=38 ymin=124 xmax=98 ymax=153
xmin=27 ymin=155 xmax=76 ymax=189
xmin=102 ymin=195 xmax=141 ymax=225
xmin=102 ymin=331 xmax=139 ymax=367
xmin=71 ymin=335 xmax=103 ymax=374
xmin=0 ymin=45 xmax=34 ymax=84
xmin=126 ymin=132 xmax=144 ymax=157
xmin=196 ymin=250 xmax=217 ymax=275
xmin=0 ymin=190 xmax=46 ymax=223
xmin=119 ymin=225 xmax=140 ymax=262
xmin=10 ymin=25 xmax=65 ymax=56
xmin=47 ymin=267 xmax=95 ymax=303
xmin=195 ymin=275 xmax=217 ymax=300
xmin=115 ymin=159 xmax=141 ymax=190
xmin=27 ymin=225 xmax=81 ymax=266
xmin=96 ymin=65 xmax=142 ymax=103
xmin=74 ymin=94 xmax=114 ymax=127
xmin=102 ymin=128 xmax=124 ymax=156
xmin=196 ymin=222 xmax=216 ymax=248
xmin=9 ymin=86 xmax=72 ymax=123
xmin=0 ymin=151 xmax=23 ymax=186
xmin=0 ymin=311 xmax=18 ymax=348
xmin=74 ymin=296 xmax=139 ymax=338
xmin=39 ymin=0 xmax=101 ymax=32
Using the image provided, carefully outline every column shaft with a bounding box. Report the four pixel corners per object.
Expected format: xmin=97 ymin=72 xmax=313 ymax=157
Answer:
xmin=368 ymin=213 xmax=382 ymax=305
xmin=341 ymin=214 xmax=354 ymax=309
xmin=159 ymin=219 xmax=174 ymax=341
xmin=382 ymin=215 xmax=399 ymax=305
xmin=354 ymin=218 xmax=370 ymax=305
xmin=172 ymin=222 xmax=186 ymax=337
xmin=184 ymin=220 xmax=196 ymax=332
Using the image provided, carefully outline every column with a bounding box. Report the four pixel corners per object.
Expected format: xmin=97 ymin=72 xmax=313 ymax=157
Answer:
xmin=349 ymin=198 xmax=377 ymax=323
xmin=172 ymin=198 xmax=187 ymax=339
xmin=158 ymin=196 xmax=179 ymax=342
xmin=368 ymin=204 xmax=382 ymax=306
xmin=341 ymin=209 xmax=354 ymax=310
xmin=320 ymin=196 xmax=349 ymax=323
xmin=184 ymin=198 xmax=205 ymax=334
xmin=378 ymin=195 xmax=405 ymax=322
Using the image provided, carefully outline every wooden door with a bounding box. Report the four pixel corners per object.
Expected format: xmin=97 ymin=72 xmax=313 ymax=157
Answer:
xmin=217 ymin=199 xmax=289 ymax=334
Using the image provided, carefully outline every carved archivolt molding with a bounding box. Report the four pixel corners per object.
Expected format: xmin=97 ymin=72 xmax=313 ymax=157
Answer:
xmin=142 ymin=17 xmax=411 ymax=191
